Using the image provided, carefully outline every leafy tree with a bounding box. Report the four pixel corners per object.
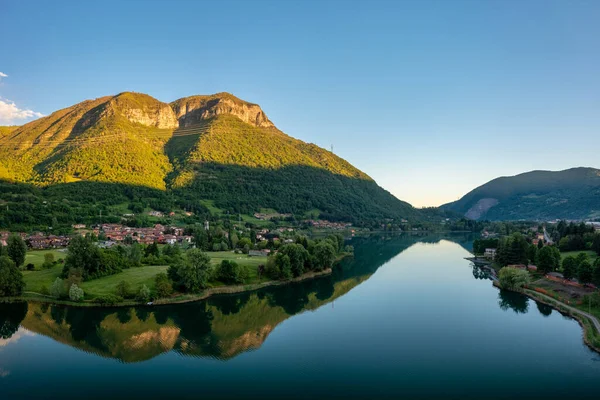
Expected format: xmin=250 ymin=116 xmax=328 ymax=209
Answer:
xmin=168 ymin=249 xmax=212 ymax=292
xmin=116 ymin=280 xmax=131 ymax=298
xmin=69 ymin=284 xmax=84 ymax=302
xmin=50 ymin=277 xmax=65 ymax=298
xmin=216 ymin=260 xmax=245 ymax=284
xmin=592 ymin=258 xmax=600 ymax=287
xmin=63 ymin=236 xmax=103 ymax=280
xmin=498 ymin=266 xmax=530 ymax=290
xmin=279 ymin=243 xmax=310 ymax=277
xmin=312 ymin=242 xmax=336 ymax=271
xmin=592 ymin=233 xmax=600 ymax=256
xmin=7 ymin=235 xmax=27 ymax=267
xmin=128 ymin=243 xmax=143 ymax=265
xmin=274 ymin=253 xmax=292 ymax=280
xmin=578 ymin=260 xmax=594 ymax=284
xmin=562 ymin=255 xmax=577 ymax=280
xmin=42 ymin=252 xmax=55 ymax=269
xmin=0 ymin=256 xmax=25 ymax=296
xmin=145 ymin=242 xmax=160 ymax=258
xmin=154 ymin=273 xmax=173 ymax=298
xmin=537 ymin=246 xmax=559 ymax=274
xmin=137 ymin=284 xmax=151 ymax=302
xmin=526 ymin=244 xmax=538 ymax=265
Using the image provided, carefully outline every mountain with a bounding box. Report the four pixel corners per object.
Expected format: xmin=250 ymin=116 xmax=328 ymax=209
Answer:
xmin=442 ymin=167 xmax=600 ymax=221
xmin=0 ymin=92 xmax=419 ymax=227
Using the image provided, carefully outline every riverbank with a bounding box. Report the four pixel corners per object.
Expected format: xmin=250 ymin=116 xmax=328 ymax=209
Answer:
xmin=493 ymin=281 xmax=600 ymax=353
xmin=0 ymin=268 xmax=333 ymax=308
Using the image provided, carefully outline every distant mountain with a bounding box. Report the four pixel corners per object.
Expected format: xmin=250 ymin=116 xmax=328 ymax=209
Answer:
xmin=0 ymin=92 xmax=419 ymax=225
xmin=442 ymin=167 xmax=600 ymax=221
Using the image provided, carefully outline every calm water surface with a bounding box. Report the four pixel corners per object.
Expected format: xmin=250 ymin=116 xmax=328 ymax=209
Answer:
xmin=1 ymin=234 xmax=600 ymax=399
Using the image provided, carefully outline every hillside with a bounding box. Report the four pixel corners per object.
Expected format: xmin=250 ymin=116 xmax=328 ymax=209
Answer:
xmin=0 ymin=92 xmax=420 ymax=227
xmin=442 ymin=167 xmax=600 ymax=221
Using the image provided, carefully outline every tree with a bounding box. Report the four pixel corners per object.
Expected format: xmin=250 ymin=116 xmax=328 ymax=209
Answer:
xmin=145 ymin=242 xmax=160 ymax=258
xmin=279 ymin=244 xmax=310 ymax=277
xmin=274 ymin=253 xmax=292 ymax=280
xmin=312 ymin=242 xmax=336 ymax=271
xmin=562 ymin=255 xmax=577 ymax=280
xmin=63 ymin=236 xmax=102 ymax=280
xmin=116 ymin=280 xmax=131 ymax=298
xmin=154 ymin=273 xmax=173 ymax=298
xmin=69 ymin=284 xmax=84 ymax=302
xmin=592 ymin=234 xmax=600 ymax=256
xmin=578 ymin=260 xmax=593 ymax=284
xmin=128 ymin=243 xmax=143 ymax=265
xmin=537 ymin=246 xmax=559 ymax=274
xmin=526 ymin=245 xmax=538 ymax=265
xmin=50 ymin=277 xmax=64 ymax=298
xmin=42 ymin=252 xmax=55 ymax=269
xmin=0 ymin=256 xmax=25 ymax=296
xmin=216 ymin=260 xmax=246 ymax=284
xmin=169 ymin=249 xmax=212 ymax=292
xmin=7 ymin=235 xmax=27 ymax=267
xmin=592 ymin=258 xmax=600 ymax=287
xmin=498 ymin=266 xmax=531 ymax=290
xmin=137 ymin=284 xmax=151 ymax=302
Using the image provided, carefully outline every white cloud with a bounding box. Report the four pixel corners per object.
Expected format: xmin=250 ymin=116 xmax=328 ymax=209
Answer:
xmin=0 ymin=72 xmax=7 ymax=79
xmin=0 ymin=98 xmax=44 ymax=124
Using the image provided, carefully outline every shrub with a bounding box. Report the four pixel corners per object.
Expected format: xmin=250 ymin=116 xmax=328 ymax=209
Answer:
xmin=498 ymin=267 xmax=531 ymax=290
xmin=26 ymin=263 xmax=35 ymax=271
xmin=137 ymin=284 xmax=151 ymax=302
xmin=50 ymin=277 xmax=65 ymax=298
xmin=216 ymin=260 xmax=245 ymax=284
xmin=154 ymin=273 xmax=173 ymax=298
xmin=93 ymin=294 xmax=124 ymax=305
xmin=40 ymin=285 xmax=50 ymax=296
xmin=116 ymin=280 xmax=132 ymax=299
xmin=69 ymin=284 xmax=84 ymax=302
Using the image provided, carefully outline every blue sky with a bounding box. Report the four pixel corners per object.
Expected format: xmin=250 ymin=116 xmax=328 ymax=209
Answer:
xmin=1 ymin=0 xmax=598 ymax=206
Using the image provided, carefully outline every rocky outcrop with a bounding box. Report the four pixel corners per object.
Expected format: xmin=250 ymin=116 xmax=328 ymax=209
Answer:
xmin=110 ymin=92 xmax=179 ymax=129
xmin=171 ymin=93 xmax=274 ymax=128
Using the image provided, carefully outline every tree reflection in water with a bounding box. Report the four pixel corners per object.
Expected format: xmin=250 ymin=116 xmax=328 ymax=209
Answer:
xmin=498 ymin=289 xmax=529 ymax=314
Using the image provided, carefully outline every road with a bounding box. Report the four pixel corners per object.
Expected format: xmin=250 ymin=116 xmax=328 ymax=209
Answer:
xmin=525 ymin=289 xmax=600 ymax=333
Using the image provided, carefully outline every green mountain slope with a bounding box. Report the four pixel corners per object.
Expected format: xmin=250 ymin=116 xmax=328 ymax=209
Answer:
xmin=0 ymin=92 xmax=419 ymax=225
xmin=442 ymin=167 xmax=600 ymax=221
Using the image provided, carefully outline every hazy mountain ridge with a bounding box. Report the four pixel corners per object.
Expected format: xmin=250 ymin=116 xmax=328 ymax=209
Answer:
xmin=442 ymin=167 xmax=600 ymax=221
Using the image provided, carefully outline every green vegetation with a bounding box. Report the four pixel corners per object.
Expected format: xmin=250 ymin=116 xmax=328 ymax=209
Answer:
xmin=498 ymin=266 xmax=531 ymax=290
xmin=0 ymin=91 xmax=457 ymax=230
xmin=0 ymin=256 xmax=25 ymax=296
xmin=443 ymin=167 xmax=600 ymax=220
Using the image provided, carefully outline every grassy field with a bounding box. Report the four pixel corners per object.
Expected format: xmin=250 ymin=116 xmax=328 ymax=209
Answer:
xmin=22 ymin=250 xmax=268 ymax=297
xmin=25 ymin=249 xmax=68 ymax=269
xmin=561 ymin=250 xmax=598 ymax=263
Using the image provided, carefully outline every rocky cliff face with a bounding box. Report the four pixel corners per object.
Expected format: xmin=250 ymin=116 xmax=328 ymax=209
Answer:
xmin=171 ymin=93 xmax=274 ymax=128
xmin=110 ymin=93 xmax=179 ymax=129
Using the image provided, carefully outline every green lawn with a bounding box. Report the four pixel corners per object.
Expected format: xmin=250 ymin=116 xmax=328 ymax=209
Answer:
xmin=561 ymin=250 xmax=598 ymax=263
xmin=80 ymin=265 xmax=169 ymax=296
xmin=22 ymin=250 xmax=268 ymax=298
xmin=25 ymin=249 xmax=67 ymax=269
xmin=22 ymin=265 xmax=63 ymax=293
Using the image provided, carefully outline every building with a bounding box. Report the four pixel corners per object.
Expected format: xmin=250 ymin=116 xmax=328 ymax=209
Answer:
xmin=484 ymin=248 xmax=496 ymax=260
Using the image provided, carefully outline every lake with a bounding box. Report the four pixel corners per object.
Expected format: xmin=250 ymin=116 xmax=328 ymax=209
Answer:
xmin=1 ymin=234 xmax=600 ymax=399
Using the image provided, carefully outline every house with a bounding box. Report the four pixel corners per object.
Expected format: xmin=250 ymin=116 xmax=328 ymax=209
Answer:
xmin=484 ymin=248 xmax=496 ymax=260
xmin=72 ymin=224 xmax=86 ymax=229
xmin=163 ymin=235 xmax=177 ymax=245
xmin=527 ymin=265 xmax=538 ymax=271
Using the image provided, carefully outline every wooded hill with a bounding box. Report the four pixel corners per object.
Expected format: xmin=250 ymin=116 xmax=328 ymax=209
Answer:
xmin=0 ymin=92 xmax=429 ymax=229
xmin=442 ymin=167 xmax=600 ymax=221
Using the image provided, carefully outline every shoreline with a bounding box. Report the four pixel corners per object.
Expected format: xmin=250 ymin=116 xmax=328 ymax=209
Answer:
xmin=0 ymin=268 xmax=333 ymax=308
xmin=493 ymin=281 xmax=600 ymax=354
